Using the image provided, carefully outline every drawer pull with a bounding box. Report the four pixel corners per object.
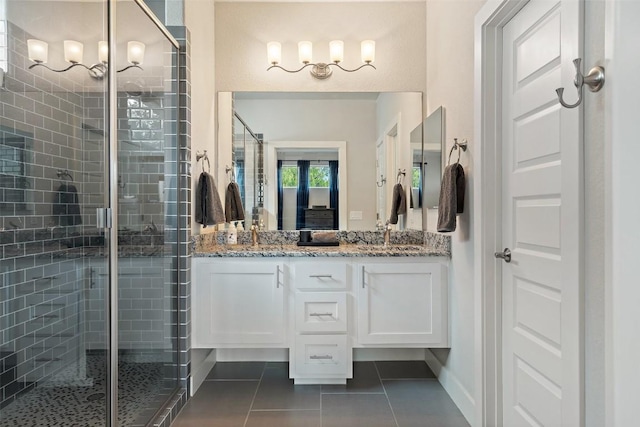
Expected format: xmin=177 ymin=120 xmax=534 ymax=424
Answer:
xmin=309 ymin=312 xmax=334 ymax=317
xmin=309 ymin=274 xmax=333 ymax=279
xmin=276 ymin=266 xmax=280 ymax=288
xmin=361 ymin=266 xmax=366 ymax=288
xmin=310 ymin=354 xmax=334 ymax=360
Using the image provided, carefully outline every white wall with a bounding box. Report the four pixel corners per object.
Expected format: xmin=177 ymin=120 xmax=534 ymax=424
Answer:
xmin=185 ymin=0 xmax=217 ymax=235
xmin=235 ymin=97 xmax=379 ymax=229
xmin=605 ymin=0 xmax=640 ymax=425
xmin=214 ymin=2 xmax=426 ymax=95
xmin=425 ymin=1 xmax=485 ymax=422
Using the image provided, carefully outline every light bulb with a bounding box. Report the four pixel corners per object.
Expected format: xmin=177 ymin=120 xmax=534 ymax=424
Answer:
xmin=361 ymin=40 xmax=375 ymax=63
xmin=64 ymin=40 xmax=84 ymax=64
xmin=329 ymin=40 xmax=344 ymax=63
xmin=27 ymin=39 xmax=48 ymax=63
xmin=267 ymin=41 xmax=281 ymax=65
xmin=127 ymin=41 xmax=145 ymax=65
xmin=99 ymin=41 xmax=109 ymax=63
xmin=298 ymin=41 xmax=312 ymax=64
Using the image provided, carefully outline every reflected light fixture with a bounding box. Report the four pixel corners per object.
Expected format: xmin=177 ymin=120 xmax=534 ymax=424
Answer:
xmin=267 ymin=40 xmax=376 ymax=80
xmin=27 ymin=39 xmax=145 ymax=80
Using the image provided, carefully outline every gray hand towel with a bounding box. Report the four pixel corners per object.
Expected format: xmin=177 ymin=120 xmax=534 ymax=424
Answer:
xmin=195 ymin=172 xmax=225 ymax=227
xmin=437 ymin=163 xmax=465 ymax=232
xmin=389 ymin=183 xmax=407 ymax=224
xmin=225 ymin=182 xmax=245 ymax=222
xmin=53 ymin=183 xmax=82 ymax=226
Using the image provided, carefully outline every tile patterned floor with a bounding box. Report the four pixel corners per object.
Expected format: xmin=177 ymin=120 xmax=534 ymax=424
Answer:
xmin=172 ymin=361 xmax=470 ymax=427
xmin=0 ymin=353 xmax=176 ymax=427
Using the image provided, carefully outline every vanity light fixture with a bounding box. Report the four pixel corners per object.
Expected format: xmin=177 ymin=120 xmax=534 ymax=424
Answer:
xmin=267 ymin=40 xmax=376 ymax=80
xmin=27 ymin=39 xmax=145 ymax=80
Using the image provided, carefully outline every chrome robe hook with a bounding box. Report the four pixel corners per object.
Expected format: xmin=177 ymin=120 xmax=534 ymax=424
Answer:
xmin=555 ymin=58 xmax=605 ymax=109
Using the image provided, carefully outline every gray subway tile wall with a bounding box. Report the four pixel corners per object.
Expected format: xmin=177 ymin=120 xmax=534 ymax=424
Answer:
xmin=1 ymin=17 xmax=191 ymax=427
xmin=0 ymin=21 xmax=95 ymax=409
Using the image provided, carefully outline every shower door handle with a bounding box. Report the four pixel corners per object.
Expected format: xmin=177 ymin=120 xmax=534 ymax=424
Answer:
xmin=96 ymin=208 xmax=113 ymax=229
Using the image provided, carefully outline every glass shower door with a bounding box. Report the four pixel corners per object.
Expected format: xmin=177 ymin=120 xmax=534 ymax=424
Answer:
xmin=115 ymin=2 xmax=180 ymax=425
xmin=0 ymin=0 xmax=110 ymax=425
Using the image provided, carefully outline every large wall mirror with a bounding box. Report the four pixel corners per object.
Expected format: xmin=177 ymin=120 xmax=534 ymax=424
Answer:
xmin=410 ymin=106 xmax=445 ymax=231
xmin=218 ymin=92 xmax=435 ymax=231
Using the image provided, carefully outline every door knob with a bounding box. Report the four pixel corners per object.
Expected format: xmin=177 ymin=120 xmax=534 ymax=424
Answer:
xmin=494 ymin=248 xmax=511 ymax=263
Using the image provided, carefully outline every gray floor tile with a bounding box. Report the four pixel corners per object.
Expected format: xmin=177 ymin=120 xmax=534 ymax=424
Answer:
xmin=384 ymin=380 xmax=470 ymax=427
xmin=375 ymin=360 xmax=436 ymax=379
xmin=252 ymin=380 xmax=321 ymax=410
xmin=171 ymin=381 xmax=258 ymax=427
xmin=322 ymin=394 xmax=397 ymax=427
xmin=261 ymin=361 xmax=289 ymax=379
xmin=322 ymin=361 xmax=384 ymax=394
xmin=245 ymin=410 xmax=321 ymax=427
xmin=206 ymin=362 xmax=266 ymax=380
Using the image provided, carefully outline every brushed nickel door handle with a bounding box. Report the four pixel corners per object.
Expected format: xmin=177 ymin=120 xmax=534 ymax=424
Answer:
xmin=494 ymin=248 xmax=512 ymax=263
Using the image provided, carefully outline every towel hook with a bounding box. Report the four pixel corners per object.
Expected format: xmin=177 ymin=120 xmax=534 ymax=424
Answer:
xmin=376 ymin=174 xmax=387 ymax=187
xmin=196 ymin=150 xmax=211 ymax=173
xmin=396 ymin=169 xmax=406 ymax=185
xmin=447 ymin=138 xmax=468 ymax=165
xmin=555 ymin=58 xmax=605 ymax=109
xmin=56 ymin=169 xmax=74 ymax=181
xmin=225 ymin=165 xmax=236 ymax=183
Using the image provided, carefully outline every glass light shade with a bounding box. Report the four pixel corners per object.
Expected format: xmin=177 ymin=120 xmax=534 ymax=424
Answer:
xmin=329 ymin=40 xmax=344 ymax=63
xmin=298 ymin=41 xmax=312 ymax=64
xmin=64 ymin=40 xmax=84 ymax=64
xmin=267 ymin=41 xmax=281 ymax=65
xmin=361 ymin=40 xmax=375 ymax=63
xmin=127 ymin=41 xmax=145 ymax=65
xmin=98 ymin=41 xmax=109 ymax=63
xmin=27 ymin=39 xmax=48 ymax=63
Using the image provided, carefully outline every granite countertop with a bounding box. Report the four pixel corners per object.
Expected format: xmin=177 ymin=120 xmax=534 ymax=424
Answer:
xmin=193 ymin=243 xmax=449 ymax=258
xmin=192 ymin=230 xmax=451 ymax=258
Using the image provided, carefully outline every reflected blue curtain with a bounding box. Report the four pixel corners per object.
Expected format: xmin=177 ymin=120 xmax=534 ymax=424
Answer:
xmin=329 ymin=161 xmax=339 ymax=229
xmin=296 ymin=160 xmax=310 ymax=230
xmin=236 ymin=160 xmax=245 ymax=204
xmin=414 ymin=162 xmax=423 ymax=207
xmin=277 ymin=160 xmax=283 ymax=230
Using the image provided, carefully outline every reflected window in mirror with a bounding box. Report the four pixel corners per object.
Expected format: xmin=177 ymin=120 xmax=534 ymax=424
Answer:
xmin=276 ymin=160 xmax=337 ymax=231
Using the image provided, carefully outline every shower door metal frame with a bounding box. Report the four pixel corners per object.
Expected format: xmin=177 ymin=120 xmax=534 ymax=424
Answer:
xmin=106 ymin=1 xmax=181 ymax=426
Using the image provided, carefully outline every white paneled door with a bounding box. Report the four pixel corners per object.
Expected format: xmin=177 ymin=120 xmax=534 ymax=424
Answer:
xmin=500 ymin=0 xmax=582 ymax=425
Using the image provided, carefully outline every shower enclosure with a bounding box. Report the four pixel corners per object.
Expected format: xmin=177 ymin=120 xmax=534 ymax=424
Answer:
xmin=0 ymin=1 xmax=184 ymax=425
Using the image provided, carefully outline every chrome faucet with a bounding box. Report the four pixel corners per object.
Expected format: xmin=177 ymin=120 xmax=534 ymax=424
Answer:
xmin=251 ymin=225 xmax=259 ymax=246
xmin=383 ymin=220 xmax=392 ymax=246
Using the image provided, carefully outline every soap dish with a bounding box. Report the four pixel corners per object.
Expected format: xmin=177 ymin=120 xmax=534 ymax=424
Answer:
xmin=296 ymin=241 xmax=339 ymax=247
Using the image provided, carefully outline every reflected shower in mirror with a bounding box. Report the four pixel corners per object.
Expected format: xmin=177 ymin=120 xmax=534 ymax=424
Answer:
xmin=410 ymin=106 xmax=445 ymax=230
xmin=222 ymin=92 xmax=423 ymax=231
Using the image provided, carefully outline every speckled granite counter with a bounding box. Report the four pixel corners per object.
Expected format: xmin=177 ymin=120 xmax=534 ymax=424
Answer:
xmin=192 ymin=230 xmax=450 ymax=258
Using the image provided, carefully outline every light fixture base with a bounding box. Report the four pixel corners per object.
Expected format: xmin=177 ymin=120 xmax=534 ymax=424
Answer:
xmin=89 ymin=63 xmax=107 ymax=80
xmin=310 ymin=63 xmax=333 ymax=80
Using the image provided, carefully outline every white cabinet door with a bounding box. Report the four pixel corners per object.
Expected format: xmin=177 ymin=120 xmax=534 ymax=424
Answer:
xmin=357 ymin=262 xmax=447 ymax=346
xmin=192 ymin=259 xmax=286 ymax=347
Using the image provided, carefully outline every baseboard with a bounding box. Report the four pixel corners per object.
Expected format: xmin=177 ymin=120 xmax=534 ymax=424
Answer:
xmin=353 ymin=348 xmax=426 ymax=361
xmin=425 ymin=349 xmax=475 ymax=425
xmin=190 ymin=349 xmax=216 ymax=396
xmin=215 ymin=348 xmax=289 ymax=362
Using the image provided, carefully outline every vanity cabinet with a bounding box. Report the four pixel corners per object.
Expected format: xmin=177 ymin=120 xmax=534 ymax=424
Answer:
xmin=357 ymin=262 xmax=448 ymax=346
xmin=192 ymin=259 xmax=286 ymax=348
xmin=192 ymin=255 xmax=449 ymax=383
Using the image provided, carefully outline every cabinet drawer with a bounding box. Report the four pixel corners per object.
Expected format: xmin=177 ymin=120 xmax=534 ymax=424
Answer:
xmin=294 ymin=262 xmax=349 ymax=290
xmin=296 ymin=292 xmax=347 ymax=333
xmin=293 ymin=335 xmax=349 ymax=376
